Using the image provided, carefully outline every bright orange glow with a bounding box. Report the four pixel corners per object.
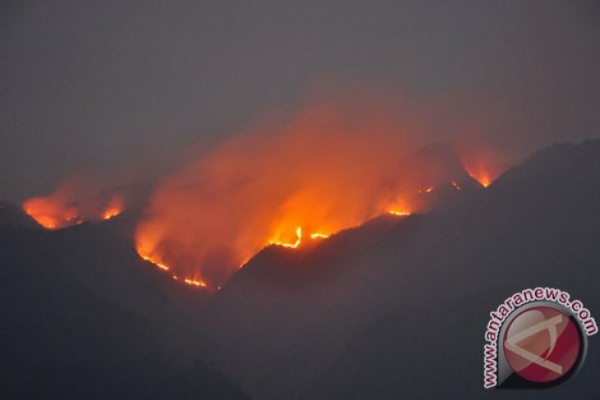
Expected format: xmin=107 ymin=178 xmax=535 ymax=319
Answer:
xmin=466 ymin=169 xmax=492 ymax=188
xmin=389 ymin=210 xmax=411 ymax=216
xmin=22 ymin=197 xmax=81 ymax=229
xmin=135 ymin=99 xmax=483 ymax=290
xmin=183 ymin=278 xmax=208 ymax=288
xmin=270 ymin=226 xmax=303 ymax=248
xmin=22 ymin=181 xmax=82 ymax=229
xmin=22 ymin=181 xmax=126 ymax=229
xmin=417 ymin=186 xmax=435 ymax=194
xmin=138 ymin=250 xmax=210 ymax=290
xmin=101 ymin=195 xmax=124 ymax=220
xmin=138 ymin=252 xmax=170 ymax=271
xmin=458 ymin=145 xmax=507 ymax=188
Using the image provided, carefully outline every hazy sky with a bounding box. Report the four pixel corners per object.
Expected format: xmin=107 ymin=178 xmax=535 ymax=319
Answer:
xmin=2 ymin=1 xmax=599 ymax=202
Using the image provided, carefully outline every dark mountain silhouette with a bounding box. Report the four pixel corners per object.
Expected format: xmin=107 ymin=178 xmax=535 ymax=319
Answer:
xmin=2 ymin=139 xmax=599 ymax=399
xmin=307 ymin=140 xmax=600 ymax=400
xmin=0 ymin=221 xmax=246 ymax=399
xmin=387 ymin=141 xmax=486 ymax=213
xmin=0 ymin=201 xmax=41 ymax=229
xmin=196 ymin=139 xmax=600 ymax=399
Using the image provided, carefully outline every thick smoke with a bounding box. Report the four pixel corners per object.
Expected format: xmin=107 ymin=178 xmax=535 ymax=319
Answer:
xmin=135 ymin=98 xmax=498 ymax=289
xmin=22 ymin=177 xmax=125 ymax=229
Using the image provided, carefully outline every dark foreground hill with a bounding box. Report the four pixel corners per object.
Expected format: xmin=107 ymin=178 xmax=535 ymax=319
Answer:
xmin=197 ymin=139 xmax=600 ymax=399
xmin=1 ymin=139 xmax=599 ymax=400
xmin=0 ymin=223 xmax=247 ymax=399
xmin=0 ymin=201 xmax=41 ymax=229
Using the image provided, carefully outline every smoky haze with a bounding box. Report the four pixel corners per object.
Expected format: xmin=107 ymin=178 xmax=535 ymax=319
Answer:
xmin=1 ymin=1 xmax=599 ymax=201
xmin=135 ymin=98 xmax=439 ymax=288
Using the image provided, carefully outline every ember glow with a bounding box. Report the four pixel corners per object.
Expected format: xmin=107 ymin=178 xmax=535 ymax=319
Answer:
xmin=22 ymin=181 xmax=125 ymax=229
xmin=184 ymin=278 xmax=208 ymax=288
xmin=389 ymin=210 xmax=411 ymax=216
xmin=101 ymin=196 xmax=124 ymax=220
xmin=465 ymin=168 xmax=493 ymax=188
xmin=458 ymin=146 xmax=507 ymax=188
xmin=23 ymin=197 xmax=81 ymax=229
xmin=270 ymin=227 xmax=303 ymax=249
xmin=139 ymin=253 xmax=170 ymax=271
xmin=135 ymin=101 xmax=491 ymax=290
xmin=138 ymin=247 xmax=212 ymax=289
xmin=270 ymin=227 xmax=331 ymax=248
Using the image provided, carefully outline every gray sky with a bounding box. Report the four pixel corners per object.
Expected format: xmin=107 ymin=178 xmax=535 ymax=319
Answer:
xmin=2 ymin=0 xmax=599 ymax=202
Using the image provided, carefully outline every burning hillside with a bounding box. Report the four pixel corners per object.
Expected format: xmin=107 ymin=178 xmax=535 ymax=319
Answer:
xmin=135 ymin=102 xmax=504 ymax=290
xmin=22 ymin=180 xmax=125 ymax=229
xmin=457 ymin=144 xmax=507 ymax=188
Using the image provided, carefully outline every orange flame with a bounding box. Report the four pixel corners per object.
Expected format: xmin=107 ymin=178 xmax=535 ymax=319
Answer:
xmin=22 ymin=181 xmax=82 ymax=229
xmin=270 ymin=226 xmax=303 ymax=248
xmin=457 ymin=143 xmax=507 ymax=188
xmin=183 ymin=278 xmax=208 ymax=288
xmin=135 ymin=100 xmax=481 ymax=290
xmin=465 ymin=168 xmax=493 ymax=188
xmin=270 ymin=228 xmax=332 ymax=246
xmin=22 ymin=181 xmax=125 ymax=229
xmin=22 ymin=197 xmax=81 ymax=229
xmin=417 ymin=186 xmax=435 ymax=194
xmin=137 ymin=248 xmax=211 ymax=290
xmin=138 ymin=252 xmax=170 ymax=271
xmin=101 ymin=195 xmax=124 ymax=220
xmin=389 ymin=210 xmax=411 ymax=216
xmin=135 ymin=102 xmax=421 ymax=289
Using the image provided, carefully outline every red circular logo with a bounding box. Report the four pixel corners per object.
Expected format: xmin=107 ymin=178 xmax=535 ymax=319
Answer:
xmin=503 ymin=306 xmax=582 ymax=383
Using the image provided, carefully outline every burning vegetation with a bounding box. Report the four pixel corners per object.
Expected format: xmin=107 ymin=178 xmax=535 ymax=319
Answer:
xmin=458 ymin=145 xmax=506 ymax=188
xmin=18 ymin=102 xmax=506 ymax=291
xmin=22 ymin=181 xmax=125 ymax=230
xmin=101 ymin=196 xmax=125 ymax=220
xmin=135 ymin=101 xmax=504 ymax=291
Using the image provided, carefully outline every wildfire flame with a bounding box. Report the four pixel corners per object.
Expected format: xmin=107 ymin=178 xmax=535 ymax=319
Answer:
xmin=135 ymin=101 xmax=499 ymax=290
xmin=183 ymin=278 xmax=208 ymax=288
xmin=138 ymin=248 xmax=213 ymax=289
xmin=416 ymin=186 xmax=435 ymax=194
xmin=101 ymin=196 xmax=124 ymax=220
xmin=465 ymin=168 xmax=493 ymax=188
xmin=270 ymin=227 xmax=303 ymax=249
xmin=389 ymin=210 xmax=411 ymax=216
xmin=22 ymin=181 xmax=125 ymax=229
xmin=458 ymin=145 xmax=506 ymax=188
xmin=22 ymin=197 xmax=81 ymax=229
xmin=268 ymin=227 xmax=332 ymax=247
xmin=138 ymin=252 xmax=170 ymax=270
